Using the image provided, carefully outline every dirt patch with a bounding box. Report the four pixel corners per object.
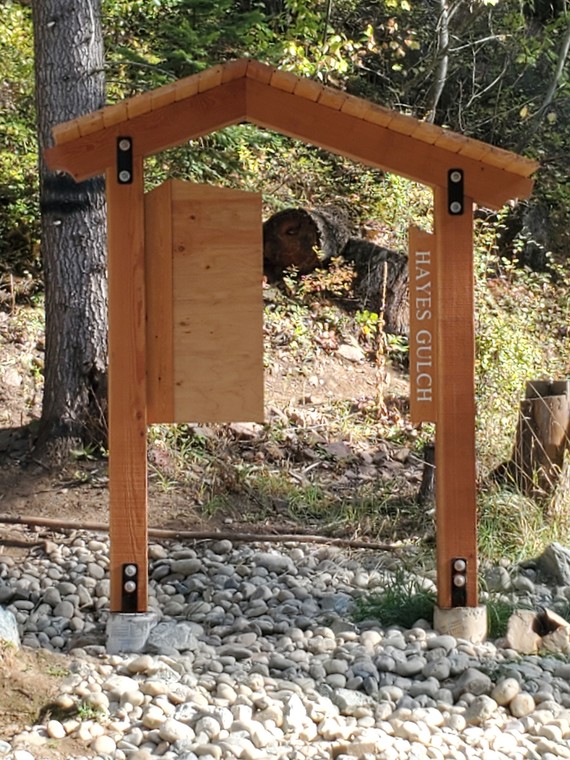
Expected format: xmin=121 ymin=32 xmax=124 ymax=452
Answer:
xmin=0 ymin=642 xmax=94 ymax=758
xmin=0 ymin=296 xmax=418 ymax=542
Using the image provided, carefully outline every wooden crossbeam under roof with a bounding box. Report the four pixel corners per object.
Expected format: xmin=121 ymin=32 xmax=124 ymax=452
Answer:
xmin=46 ymin=58 xmax=539 ymax=209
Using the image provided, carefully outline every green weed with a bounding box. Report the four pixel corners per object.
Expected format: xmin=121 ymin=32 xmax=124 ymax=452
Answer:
xmin=354 ymin=568 xmax=436 ymax=628
xmin=76 ymin=701 xmax=105 ymax=721
xmin=478 ymin=486 xmax=570 ymax=564
xmin=484 ymin=597 xmax=519 ymax=639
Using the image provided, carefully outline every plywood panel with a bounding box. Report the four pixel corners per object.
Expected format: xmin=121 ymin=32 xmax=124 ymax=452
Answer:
xmin=434 ymin=188 xmax=478 ymax=609
xmin=409 ymin=227 xmax=437 ymax=423
xmin=145 ymin=182 xmax=174 ymax=423
xmin=172 ymin=182 xmax=263 ymax=423
xmin=106 ymin=158 xmax=148 ymax=612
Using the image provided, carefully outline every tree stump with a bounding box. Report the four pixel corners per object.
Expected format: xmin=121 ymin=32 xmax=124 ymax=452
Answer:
xmin=417 ymin=441 xmax=436 ymax=506
xmin=511 ymin=380 xmax=570 ymax=500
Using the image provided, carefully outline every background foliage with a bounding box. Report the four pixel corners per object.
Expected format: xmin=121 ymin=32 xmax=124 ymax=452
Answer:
xmin=1 ymin=0 xmax=569 ymax=518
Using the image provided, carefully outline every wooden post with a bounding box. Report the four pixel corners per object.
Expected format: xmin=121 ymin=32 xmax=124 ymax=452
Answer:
xmin=106 ymin=151 xmax=148 ymax=612
xmin=512 ymin=380 xmax=570 ymax=497
xmin=434 ymin=186 xmax=478 ymax=608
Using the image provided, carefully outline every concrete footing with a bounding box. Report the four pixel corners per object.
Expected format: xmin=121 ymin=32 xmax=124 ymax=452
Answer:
xmin=106 ymin=612 xmax=156 ymax=654
xmin=434 ymin=605 xmax=487 ymax=643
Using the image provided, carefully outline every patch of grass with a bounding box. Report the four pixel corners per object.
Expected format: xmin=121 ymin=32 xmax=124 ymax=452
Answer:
xmin=354 ymin=568 xmax=436 ymax=628
xmin=478 ymin=486 xmax=570 ymax=564
xmin=485 ymin=597 xmax=519 ymax=639
xmin=0 ymin=645 xmax=70 ymax=737
xmin=200 ymin=493 xmax=231 ymax=518
xmin=76 ymin=701 xmax=105 ymax=721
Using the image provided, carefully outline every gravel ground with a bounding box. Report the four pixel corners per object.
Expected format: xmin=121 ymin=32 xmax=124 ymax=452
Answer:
xmin=1 ymin=534 xmax=570 ymax=760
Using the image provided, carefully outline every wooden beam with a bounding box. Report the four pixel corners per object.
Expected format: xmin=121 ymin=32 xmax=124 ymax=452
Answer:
xmin=107 ymin=157 xmax=148 ymax=612
xmin=45 ymin=79 xmax=248 ymax=181
xmin=46 ymin=72 xmax=536 ymax=207
xmin=245 ymin=80 xmax=534 ymax=209
xmin=434 ymin=188 xmax=478 ymax=608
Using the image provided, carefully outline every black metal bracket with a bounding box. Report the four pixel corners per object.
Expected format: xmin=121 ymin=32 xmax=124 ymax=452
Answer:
xmin=117 ymin=137 xmax=133 ymax=184
xmin=121 ymin=563 xmax=139 ymax=612
xmin=447 ymin=169 xmax=464 ymax=215
xmin=451 ymin=557 xmax=467 ymax=607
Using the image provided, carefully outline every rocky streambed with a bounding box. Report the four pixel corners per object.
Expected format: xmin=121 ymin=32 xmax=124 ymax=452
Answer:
xmin=2 ymin=534 xmax=570 ymax=759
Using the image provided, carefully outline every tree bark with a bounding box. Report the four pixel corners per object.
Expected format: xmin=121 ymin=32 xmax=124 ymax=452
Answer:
xmin=425 ymin=0 xmax=450 ymax=123
xmin=32 ymin=0 xmax=108 ymax=464
xmin=517 ymin=13 xmax=570 ymax=153
xmin=263 ymin=206 xmax=353 ymax=281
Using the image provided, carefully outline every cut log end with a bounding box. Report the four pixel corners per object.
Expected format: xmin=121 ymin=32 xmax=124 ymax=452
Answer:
xmin=263 ymin=206 xmax=410 ymax=334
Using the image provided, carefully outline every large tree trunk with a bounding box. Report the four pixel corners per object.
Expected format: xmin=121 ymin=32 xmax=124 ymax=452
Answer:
xmin=32 ymin=0 xmax=108 ymax=464
xmin=263 ymin=206 xmax=353 ymax=281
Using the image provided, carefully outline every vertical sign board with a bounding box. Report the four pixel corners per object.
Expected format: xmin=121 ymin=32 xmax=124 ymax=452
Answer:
xmin=409 ymin=227 xmax=437 ymax=423
xmin=146 ymin=180 xmax=264 ymax=424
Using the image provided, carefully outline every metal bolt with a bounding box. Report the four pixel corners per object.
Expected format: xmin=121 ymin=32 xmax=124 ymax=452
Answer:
xmin=124 ymin=580 xmax=137 ymax=593
xmin=453 ymin=574 xmax=466 ymax=588
xmin=118 ymin=138 xmax=131 ymax=151
xmin=449 ymin=201 xmax=462 ymax=214
xmin=453 ymin=559 xmax=466 ymax=572
xmin=124 ymin=564 xmax=137 ymax=577
xmin=119 ymin=170 xmax=131 ymax=183
xmin=449 ymin=170 xmax=462 ymax=183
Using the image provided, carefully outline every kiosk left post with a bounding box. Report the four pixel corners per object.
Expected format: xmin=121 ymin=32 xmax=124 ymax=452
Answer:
xmin=106 ymin=142 xmax=149 ymax=613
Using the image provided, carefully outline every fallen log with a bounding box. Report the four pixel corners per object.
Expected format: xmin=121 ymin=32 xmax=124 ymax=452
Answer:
xmin=263 ymin=206 xmax=409 ymax=334
xmin=0 ymin=513 xmax=405 ymax=552
xmin=342 ymin=238 xmax=409 ymax=335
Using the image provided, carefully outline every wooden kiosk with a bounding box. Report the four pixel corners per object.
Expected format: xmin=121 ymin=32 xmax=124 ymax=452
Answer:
xmin=45 ymin=59 xmax=538 ymax=617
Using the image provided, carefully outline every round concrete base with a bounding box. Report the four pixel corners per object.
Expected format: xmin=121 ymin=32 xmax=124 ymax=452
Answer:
xmin=106 ymin=612 xmax=157 ymax=654
xmin=433 ymin=605 xmax=487 ymax=643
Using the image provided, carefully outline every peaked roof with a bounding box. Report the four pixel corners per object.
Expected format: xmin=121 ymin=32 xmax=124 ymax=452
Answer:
xmin=45 ymin=58 xmax=538 ymax=209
